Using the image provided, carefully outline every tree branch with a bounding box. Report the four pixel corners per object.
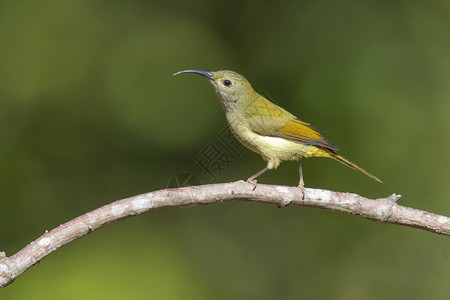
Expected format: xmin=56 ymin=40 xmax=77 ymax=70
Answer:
xmin=1 ymin=181 xmax=449 ymax=287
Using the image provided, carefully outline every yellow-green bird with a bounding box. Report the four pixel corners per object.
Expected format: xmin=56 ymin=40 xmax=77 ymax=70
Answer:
xmin=173 ymin=69 xmax=381 ymax=186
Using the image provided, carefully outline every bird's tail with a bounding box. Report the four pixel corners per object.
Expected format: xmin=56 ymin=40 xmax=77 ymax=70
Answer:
xmin=329 ymin=152 xmax=382 ymax=183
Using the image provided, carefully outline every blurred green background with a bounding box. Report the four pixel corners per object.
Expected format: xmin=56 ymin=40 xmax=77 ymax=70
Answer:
xmin=1 ymin=0 xmax=449 ymax=299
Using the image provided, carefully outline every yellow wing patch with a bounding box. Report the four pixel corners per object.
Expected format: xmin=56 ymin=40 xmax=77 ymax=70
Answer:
xmin=276 ymin=119 xmax=339 ymax=151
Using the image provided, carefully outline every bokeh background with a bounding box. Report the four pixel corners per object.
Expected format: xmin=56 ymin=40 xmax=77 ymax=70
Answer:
xmin=1 ymin=0 xmax=449 ymax=299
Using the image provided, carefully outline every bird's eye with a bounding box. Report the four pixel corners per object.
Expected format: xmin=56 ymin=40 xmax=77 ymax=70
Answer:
xmin=223 ymin=79 xmax=232 ymax=87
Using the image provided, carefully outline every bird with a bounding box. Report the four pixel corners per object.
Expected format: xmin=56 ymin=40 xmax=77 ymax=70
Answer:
xmin=173 ymin=69 xmax=381 ymax=187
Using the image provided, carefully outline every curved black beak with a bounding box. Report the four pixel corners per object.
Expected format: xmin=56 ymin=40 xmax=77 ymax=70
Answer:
xmin=173 ymin=69 xmax=213 ymax=79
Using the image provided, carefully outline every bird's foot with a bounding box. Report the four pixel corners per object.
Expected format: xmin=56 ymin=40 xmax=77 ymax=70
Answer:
xmin=246 ymin=178 xmax=258 ymax=191
xmin=297 ymin=183 xmax=306 ymax=200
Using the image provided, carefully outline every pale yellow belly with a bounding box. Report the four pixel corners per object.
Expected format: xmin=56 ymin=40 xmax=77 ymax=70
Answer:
xmin=234 ymin=125 xmax=328 ymax=169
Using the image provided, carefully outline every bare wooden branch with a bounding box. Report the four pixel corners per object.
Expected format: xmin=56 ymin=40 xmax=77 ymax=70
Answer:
xmin=1 ymin=181 xmax=449 ymax=287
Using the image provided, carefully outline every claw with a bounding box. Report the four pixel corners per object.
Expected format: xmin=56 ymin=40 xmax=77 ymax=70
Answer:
xmin=297 ymin=185 xmax=306 ymax=200
xmin=247 ymin=179 xmax=258 ymax=191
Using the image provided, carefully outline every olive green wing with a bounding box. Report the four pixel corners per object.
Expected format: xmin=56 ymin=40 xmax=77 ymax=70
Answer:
xmin=245 ymin=97 xmax=339 ymax=151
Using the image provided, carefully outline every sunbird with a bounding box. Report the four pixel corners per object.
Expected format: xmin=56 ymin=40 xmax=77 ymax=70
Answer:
xmin=173 ymin=70 xmax=381 ymax=186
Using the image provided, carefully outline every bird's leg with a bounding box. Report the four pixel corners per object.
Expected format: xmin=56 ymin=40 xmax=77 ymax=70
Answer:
xmin=298 ymin=159 xmax=304 ymax=187
xmin=247 ymin=167 xmax=269 ymax=184
xmin=298 ymin=159 xmax=306 ymax=199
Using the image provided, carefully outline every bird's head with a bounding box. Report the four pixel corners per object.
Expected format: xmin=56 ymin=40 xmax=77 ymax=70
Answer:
xmin=173 ymin=69 xmax=254 ymax=111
